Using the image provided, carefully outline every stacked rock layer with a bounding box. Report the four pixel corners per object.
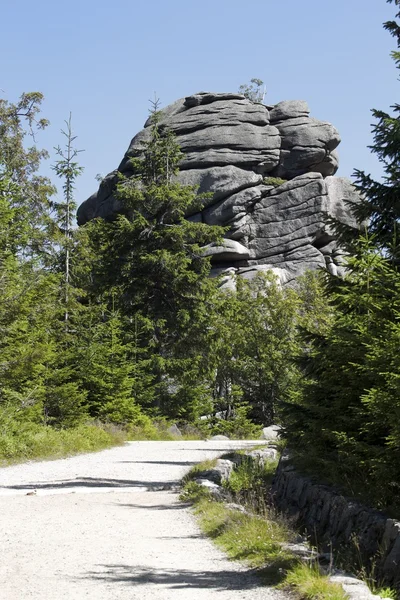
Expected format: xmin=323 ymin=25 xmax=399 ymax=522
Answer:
xmin=77 ymin=92 xmax=360 ymax=286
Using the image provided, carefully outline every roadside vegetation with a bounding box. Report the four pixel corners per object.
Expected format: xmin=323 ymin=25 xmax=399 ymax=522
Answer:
xmin=180 ymin=455 xmax=350 ymax=599
xmin=0 ymin=422 xmax=127 ymax=464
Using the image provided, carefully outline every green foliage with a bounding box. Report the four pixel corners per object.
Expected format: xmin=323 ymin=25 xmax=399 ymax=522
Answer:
xmin=0 ymin=422 xmax=127 ymax=463
xmin=179 ymin=481 xmax=212 ymax=503
xmin=225 ymin=457 xmax=279 ymax=495
xmin=205 ymin=272 xmax=302 ymax=426
xmin=284 ymin=237 xmax=400 ymax=512
xmin=125 ymin=416 xmax=198 ymax=440
xmin=0 ymin=92 xmax=55 ymax=258
xmin=281 ymin=2 xmax=400 ymax=515
xmin=238 ymin=78 xmax=266 ymax=103
xmin=201 ymin=403 xmax=262 ymax=439
xmin=51 ymin=113 xmax=84 ymax=323
xmin=83 ymin=102 xmax=224 ymax=416
xmin=263 ymin=177 xmax=287 ymax=187
xmin=0 ymin=95 xmax=88 ymax=439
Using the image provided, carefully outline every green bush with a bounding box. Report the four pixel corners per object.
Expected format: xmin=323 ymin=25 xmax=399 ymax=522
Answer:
xmin=198 ymin=404 xmax=262 ymax=440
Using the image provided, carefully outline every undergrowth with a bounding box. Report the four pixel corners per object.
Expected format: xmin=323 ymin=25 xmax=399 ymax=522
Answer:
xmin=224 ymin=457 xmax=278 ymax=497
xmin=195 ymin=499 xmax=295 ymax=569
xmin=125 ymin=415 xmax=201 ymax=441
xmin=0 ymin=417 xmax=203 ymax=465
xmin=263 ymin=176 xmax=287 ymax=188
xmin=0 ymin=421 xmax=127 ymax=464
xmin=290 ymin=451 xmax=400 ymax=517
xmin=181 ymin=452 xmax=368 ymax=599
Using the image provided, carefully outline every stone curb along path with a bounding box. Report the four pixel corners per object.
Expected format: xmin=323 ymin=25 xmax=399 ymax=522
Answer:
xmin=0 ymin=440 xmax=288 ymax=600
xmin=193 ymin=447 xmax=391 ymax=600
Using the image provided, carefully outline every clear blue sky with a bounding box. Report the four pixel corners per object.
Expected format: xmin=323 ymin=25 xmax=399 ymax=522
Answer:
xmin=1 ymin=0 xmax=398 ymax=206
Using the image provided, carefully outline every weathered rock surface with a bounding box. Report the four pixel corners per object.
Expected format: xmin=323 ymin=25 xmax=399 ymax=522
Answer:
xmin=261 ymin=425 xmax=282 ymax=440
xmin=271 ymin=452 xmax=400 ymax=590
xmin=195 ymin=458 xmax=235 ymax=485
xmin=77 ymin=91 xmax=360 ymax=283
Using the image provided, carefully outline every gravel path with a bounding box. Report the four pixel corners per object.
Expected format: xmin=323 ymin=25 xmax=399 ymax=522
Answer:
xmin=0 ymin=440 xmax=287 ymax=600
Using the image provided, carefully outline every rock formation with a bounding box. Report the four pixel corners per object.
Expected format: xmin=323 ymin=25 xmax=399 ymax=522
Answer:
xmin=77 ymin=92 xmax=360 ymax=286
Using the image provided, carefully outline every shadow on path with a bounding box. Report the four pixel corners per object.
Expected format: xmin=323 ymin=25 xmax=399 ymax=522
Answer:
xmin=115 ymin=502 xmax=186 ymax=511
xmin=116 ymin=460 xmax=197 ymax=466
xmin=0 ymin=477 xmax=178 ymax=491
xmin=84 ymin=564 xmax=262 ymax=591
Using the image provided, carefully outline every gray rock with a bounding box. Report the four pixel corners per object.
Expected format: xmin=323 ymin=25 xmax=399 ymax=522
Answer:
xmin=194 ymin=478 xmax=224 ymax=499
xmin=167 ymin=99 xmax=271 ymax=133
xmin=323 ymin=176 xmax=362 ymax=231
xmin=210 ymin=267 xmax=238 ymax=291
xmin=210 ymin=434 xmax=230 ymax=441
xmin=248 ymin=448 xmax=279 ymax=462
xmin=281 ymin=542 xmax=317 ymax=560
xmin=270 ymin=100 xmax=310 ymax=122
xmin=184 ymin=92 xmax=246 ymax=107
xmin=176 ymin=166 xmax=262 ymax=213
xmin=272 ymin=116 xmax=340 ymax=179
xmin=78 ymin=91 xmax=360 ymax=281
xmin=261 ymin=425 xmax=282 ymax=440
xmin=167 ymin=424 xmax=182 ymax=438
xmin=196 ymin=459 xmax=235 ymax=485
xmin=201 ymin=239 xmax=250 ymax=262
xmin=330 ymin=574 xmax=383 ymax=600
xmin=203 ymin=186 xmax=266 ymax=228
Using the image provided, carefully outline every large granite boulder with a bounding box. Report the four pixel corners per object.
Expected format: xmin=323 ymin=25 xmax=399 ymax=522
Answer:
xmin=77 ymin=91 xmax=360 ymax=284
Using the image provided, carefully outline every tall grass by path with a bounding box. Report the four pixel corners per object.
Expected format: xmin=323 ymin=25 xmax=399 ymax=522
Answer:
xmin=180 ymin=455 xmax=355 ymax=600
xmin=0 ymin=422 xmax=127 ymax=465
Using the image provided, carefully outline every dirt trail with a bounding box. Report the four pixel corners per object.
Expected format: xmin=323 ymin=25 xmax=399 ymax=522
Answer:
xmin=0 ymin=440 xmax=287 ymax=600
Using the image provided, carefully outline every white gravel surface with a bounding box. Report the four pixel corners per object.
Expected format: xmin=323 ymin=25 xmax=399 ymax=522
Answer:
xmin=0 ymin=440 xmax=288 ymax=600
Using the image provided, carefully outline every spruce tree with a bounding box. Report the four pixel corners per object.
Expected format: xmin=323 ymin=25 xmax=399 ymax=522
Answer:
xmin=281 ymin=1 xmax=400 ymax=511
xmin=83 ymin=101 xmax=224 ymax=416
xmin=334 ymin=0 xmax=400 ymax=258
xmin=0 ymin=94 xmax=60 ymax=428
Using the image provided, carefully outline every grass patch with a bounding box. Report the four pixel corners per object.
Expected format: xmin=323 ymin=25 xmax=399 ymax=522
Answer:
xmin=263 ymin=177 xmax=287 ymax=188
xmin=374 ymin=588 xmax=397 ymax=600
xmin=194 ymin=498 xmax=295 ymax=569
xmin=283 ymin=564 xmax=348 ymax=600
xmin=0 ymin=421 xmax=127 ymax=464
xmin=179 ymin=481 xmax=212 ymax=503
xmin=225 ymin=457 xmax=279 ymax=495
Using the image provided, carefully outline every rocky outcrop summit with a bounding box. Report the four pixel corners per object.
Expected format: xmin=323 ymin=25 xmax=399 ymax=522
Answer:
xmin=78 ymin=92 xmax=360 ymax=285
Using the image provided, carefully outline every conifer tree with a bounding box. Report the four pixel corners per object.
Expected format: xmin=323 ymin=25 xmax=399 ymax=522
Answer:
xmin=333 ymin=0 xmax=400 ymax=259
xmin=0 ymin=94 xmax=60 ymax=427
xmin=84 ymin=101 xmax=224 ymax=415
xmin=52 ymin=113 xmax=84 ymax=325
xmin=281 ymin=1 xmax=400 ymax=510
